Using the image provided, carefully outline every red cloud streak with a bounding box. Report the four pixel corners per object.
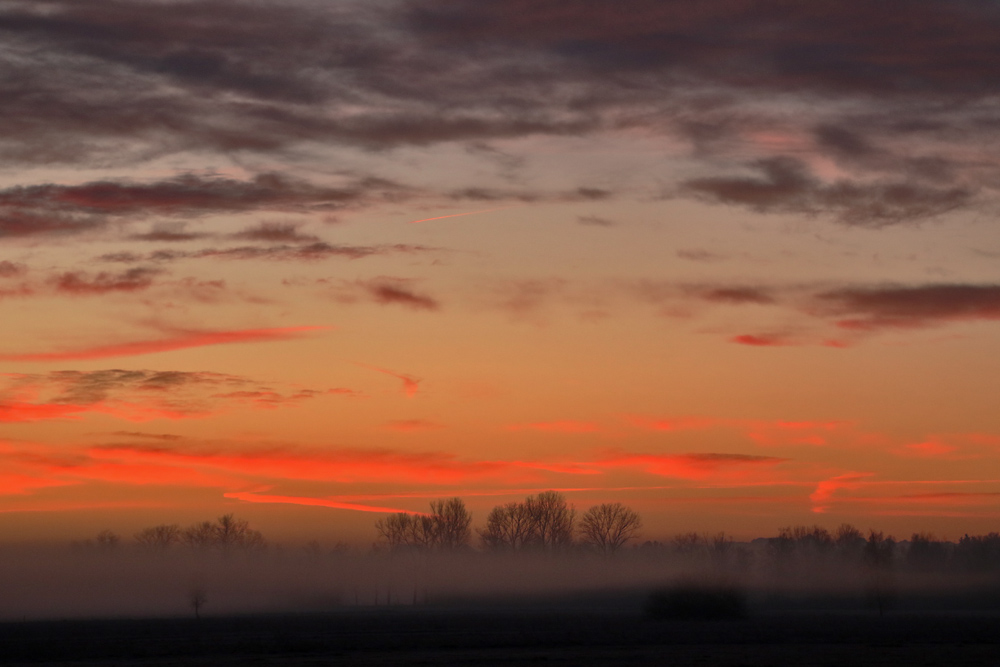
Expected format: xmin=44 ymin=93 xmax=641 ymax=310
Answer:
xmin=0 ymin=326 xmax=330 ymax=362
xmin=224 ymin=491 xmax=423 ymax=514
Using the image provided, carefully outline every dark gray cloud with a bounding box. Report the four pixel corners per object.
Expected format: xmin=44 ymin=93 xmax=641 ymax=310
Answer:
xmin=0 ymin=260 xmax=27 ymax=277
xmin=0 ymin=0 xmax=995 ymax=223
xmin=231 ymin=222 xmax=319 ymax=243
xmin=364 ymin=279 xmax=440 ymax=310
xmin=577 ymin=215 xmax=615 ymax=227
xmin=51 ymin=267 xmax=161 ymax=295
xmin=0 ymin=369 xmax=340 ymax=421
xmin=816 ymin=284 xmax=1000 ymax=330
xmin=42 ymin=369 xmax=244 ymax=405
xmin=330 ymin=278 xmax=441 ymax=310
xmin=129 ymin=223 xmax=211 ymax=242
xmin=696 ymin=287 xmax=775 ymax=305
xmin=96 ymin=243 xmax=436 ymax=264
xmin=0 ymin=173 xmax=409 ymax=238
xmin=682 ymin=157 xmax=972 ymax=226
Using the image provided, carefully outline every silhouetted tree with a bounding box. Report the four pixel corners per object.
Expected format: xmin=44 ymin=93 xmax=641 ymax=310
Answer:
xmin=864 ymin=529 xmax=896 ymax=616
xmin=429 ymin=497 xmax=472 ymax=550
xmin=956 ymin=532 xmax=1000 ymax=571
xmin=189 ymin=586 xmax=207 ymax=619
xmin=375 ymin=512 xmax=432 ymax=551
xmin=375 ymin=499 xmax=471 ymax=552
xmin=134 ymin=524 xmax=181 ymax=550
xmin=524 ymin=491 xmax=574 ymax=551
xmin=181 ymin=515 xmax=265 ymax=553
xmin=182 ymin=521 xmax=217 ymax=550
xmin=95 ymin=530 xmax=121 ymax=551
xmin=479 ymin=501 xmax=535 ymax=552
xmin=673 ymin=532 xmax=705 ymax=556
xmin=580 ymin=502 xmax=641 ymax=555
xmin=906 ymin=532 xmax=949 ymax=572
xmin=214 ymin=514 xmax=266 ymax=553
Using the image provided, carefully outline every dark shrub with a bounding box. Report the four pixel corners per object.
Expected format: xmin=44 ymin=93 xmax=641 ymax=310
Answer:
xmin=645 ymin=580 xmax=747 ymax=620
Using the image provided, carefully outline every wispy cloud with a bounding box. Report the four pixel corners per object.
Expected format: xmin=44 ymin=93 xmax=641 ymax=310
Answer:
xmin=224 ymin=491 xmax=422 ymax=514
xmin=507 ymin=421 xmax=601 ymax=434
xmin=0 ymin=326 xmax=329 ymax=362
xmin=0 ymin=369 xmax=338 ymax=423
xmin=357 ymin=364 xmax=422 ymax=397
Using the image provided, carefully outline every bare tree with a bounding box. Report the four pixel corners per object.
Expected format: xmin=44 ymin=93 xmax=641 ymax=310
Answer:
xmin=376 ymin=499 xmax=471 ymax=552
xmin=429 ymin=497 xmax=472 ymax=550
xmin=181 ymin=515 xmax=265 ymax=553
xmin=214 ymin=514 xmax=266 ymax=553
xmin=189 ymin=586 xmax=207 ymax=619
xmin=580 ymin=503 xmax=641 ymax=555
xmin=864 ymin=529 xmax=896 ymax=616
xmin=135 ymin=524 xmax=181 ymax=550
xmin=182 ymin=521 xmax=217 ymax=550
xmin=479 ymin=501 xmax=535 ymax=552
xmin=375 ymin=512 xmax=431 ymax=551
xmin=95 ymin=530 xmax=121 ymax=551
xmin=524 ymin=491 xmax=574 ymax=551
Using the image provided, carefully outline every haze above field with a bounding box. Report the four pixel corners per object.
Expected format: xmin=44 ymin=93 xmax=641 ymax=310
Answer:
xmin=1 ymin=0 xmax=1000 ymax=545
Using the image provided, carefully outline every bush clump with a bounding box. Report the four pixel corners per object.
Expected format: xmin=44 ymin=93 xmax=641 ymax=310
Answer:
xmin=645 ymin=581 xmax=747 ymax=620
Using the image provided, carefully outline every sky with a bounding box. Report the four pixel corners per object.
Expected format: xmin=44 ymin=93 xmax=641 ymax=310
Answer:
xmin=2 ymin=0 xmax=1000 ymax=545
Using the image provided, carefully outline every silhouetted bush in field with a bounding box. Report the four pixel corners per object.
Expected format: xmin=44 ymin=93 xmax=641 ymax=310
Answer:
xmin=644 ymin=579 xmax=747 ymax=620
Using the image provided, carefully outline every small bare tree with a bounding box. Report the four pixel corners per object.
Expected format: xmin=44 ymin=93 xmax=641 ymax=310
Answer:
xmin=864 ymin=529 xmax=896 ymax=616
xmin=581 ymin=503 xmax=642 ymax=555
xmin=135 ymin=524 xmax=181 ymax=550
xmin=95 ymin=530 xmax=121 ymax=551
xmin=189 ymin=586 xmax=207 ymax=619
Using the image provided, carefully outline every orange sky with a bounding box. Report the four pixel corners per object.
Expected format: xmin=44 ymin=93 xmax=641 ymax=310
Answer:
xmin=2 ymin=0 xmax=1000 ymax=545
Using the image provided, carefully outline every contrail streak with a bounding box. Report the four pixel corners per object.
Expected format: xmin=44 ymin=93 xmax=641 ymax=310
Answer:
xmin=407 ymin=206 xmax=516 ymax=224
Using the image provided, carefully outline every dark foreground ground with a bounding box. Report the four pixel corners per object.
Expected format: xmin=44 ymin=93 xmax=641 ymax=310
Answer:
xmin=2 ymin=606 xmax=999 ymax=666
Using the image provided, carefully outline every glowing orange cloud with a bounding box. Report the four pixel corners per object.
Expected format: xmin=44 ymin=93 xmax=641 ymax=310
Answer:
xmin=629 ymin=414 xmax=850 ymax=447
xmin=384 ymin=419 xmax=445 ymax=432
xmin=48 ymin=461 xmax=243 ymax=488
xmin=731 ymin=333 xmax=794 ymax=347
xmin=0 ymin=473 xmax=77 ymax=495
xmin=0 ymin=402 xmax=88 ymax=422
xmin=224 ymin=491 xmax=423 ymax=514
xmin=88 ymin=446 xmax=530 ymax=485
xmin=895 ymin=441 xmax=961 ymax=459
xmin=745 ymin=420 xmax=846 ymax=447
xmin=0 ymin=326 xmax=329 ymax=362
xmin=626 ymin=415 xmax=719 ymax=431
xmin=810 ymin=472 xmax=873 ymax=513
xmin=507 ymin=421 xmax=600 ymax=434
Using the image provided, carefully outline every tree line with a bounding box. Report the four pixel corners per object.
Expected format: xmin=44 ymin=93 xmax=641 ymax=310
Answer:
xmin=82 ymin=492 xmax=1000 ymax=573
xmin=376 ymin=491 xmax=641 ymax=554
xmin=79 ymin=514 xmax=266 ymax=553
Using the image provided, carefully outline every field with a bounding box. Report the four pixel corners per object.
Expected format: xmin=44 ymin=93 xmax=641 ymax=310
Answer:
xmin=2 ymin=605 xmax=999 ymax=666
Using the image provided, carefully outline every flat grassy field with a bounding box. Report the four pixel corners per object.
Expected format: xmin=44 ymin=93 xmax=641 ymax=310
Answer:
xmin=2 ymin=606 xmax=999 ymax=666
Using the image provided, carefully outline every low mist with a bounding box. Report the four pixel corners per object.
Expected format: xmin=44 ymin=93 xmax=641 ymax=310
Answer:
xmin=2 ymin=533 xmax=999 ymax=621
